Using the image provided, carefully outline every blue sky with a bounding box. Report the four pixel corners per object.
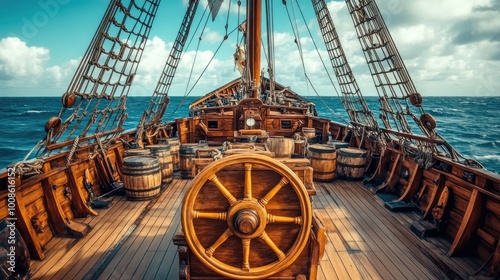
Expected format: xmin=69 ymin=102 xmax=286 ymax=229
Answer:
xmin=1 ymin=0 xmax=499 ymax=97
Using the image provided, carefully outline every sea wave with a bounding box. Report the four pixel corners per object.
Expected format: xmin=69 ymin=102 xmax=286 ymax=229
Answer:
xmin=1 ymin=96 xmax=499 ymax=172
xmin=474 ymin=154 xmax=500 ymax=161
xmin=24 ymin=110 xmax=50 ymax=114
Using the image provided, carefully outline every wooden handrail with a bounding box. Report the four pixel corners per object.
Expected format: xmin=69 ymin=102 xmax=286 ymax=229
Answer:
xmin=46 ymin=129 xmax=123 ymax=150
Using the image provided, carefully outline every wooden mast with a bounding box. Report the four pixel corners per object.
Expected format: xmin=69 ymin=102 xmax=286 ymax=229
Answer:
xmin=246 ymin=0 xmax=262 ymax=98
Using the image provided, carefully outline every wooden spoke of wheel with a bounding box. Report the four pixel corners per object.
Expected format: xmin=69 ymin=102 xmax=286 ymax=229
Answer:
xmin=206 ymin=228 xmax=234 ymax=257
xmin=192 ymin=211 xmax=227 ymax=221
xmin=242 ymin=238 xmax=251 ymax=271
xmin=208 ymin=174 xmax=237 ymax=205
xmin=259 ymin=231 xmax=285 ymax=261
xmin=267 ymin=214 xmax=302 ymax=225
xmin=244 ymin=163 xmax=252 ymax=200
xmin=259 ymin=177 xmax=288 ymax=207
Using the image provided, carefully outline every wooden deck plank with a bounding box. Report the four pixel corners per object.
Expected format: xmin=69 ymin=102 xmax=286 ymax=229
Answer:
xmin=130 ymin=181 xmax=185 ymax=278
xmin=119 ymin=182 xmax=183 ymax=278
xmin=28 ymin=173 xmax=480 ymax=280
xmin=31 ymin=196 xmax=148 ymax=279
xmin=147 ymin=181 xmax=187 ymax=279
xmin=95 ymin=180 xmax=183 ymax=279
xmin=336 ymin=183 xmax=428 ymax=279
xmin=155 ymin=222 xmax=182 ymax=279
xmin=313 ymin=187 xmax=365 ymax=251
xmin=355 ymin=251 xmax=386 ymax=280
xmin=30 ymin=199 xmax=114 ymax=275
xmin=332 ymin=181 xmax=432 ymax=280
xmin=334 ymin=180 xmax=451 ymax=279
xmin=49 ymin=198 xmax=147 ymax=279
xmin=315 ymin=183 xmax=405 ymax=280
xmin=316 ymin=253 xmax=339 ymax=280
xmin=394 ymin=203 xmax=479 ymax=277
xmin=359 ymin=184 xmax=477 ymax=279
xmin=343 ymin=179 xmax=465 ymax=279
xmin=319 ymin=182 xmax=425 ymax=279
xmin=315 ymin=186 xmax=388 ymax=279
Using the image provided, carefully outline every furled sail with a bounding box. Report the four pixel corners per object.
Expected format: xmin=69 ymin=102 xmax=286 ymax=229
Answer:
xmin=208 ymin=0 xmax=224 ymax=21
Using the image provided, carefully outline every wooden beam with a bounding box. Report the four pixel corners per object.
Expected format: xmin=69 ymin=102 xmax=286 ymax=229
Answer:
xmin=66 ymin=166 xmax=98 ymax=217
xmin=247 ymin=0 xmax=262 ymax=97
xmin=435 ymin=169 xmax=500 ymax=202
xmin=375 ymin=153 xmax=401 ymax=193
xmin=422 ymin=174 xmax=444 ymax=220
xmin=309 ymin=212 xmax=327 ymax=279
xmin=46 ymin=129 xmax=123 ymax=151
xmin=448 ymin=189 xmax=484 ymax=256
xmin=397 ymin=158 xmax=422 ymax=202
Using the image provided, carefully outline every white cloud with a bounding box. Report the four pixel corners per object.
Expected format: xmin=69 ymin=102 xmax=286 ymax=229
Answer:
xmin=1 ymin=1 xmax=499 ymax=97
xmin=0 ymin=37 xmax=78 ymax=95
xmin=0 ymin=37 xmax=49 ymax=80
xmin=321 ymin=0 xmax=500 ymax=96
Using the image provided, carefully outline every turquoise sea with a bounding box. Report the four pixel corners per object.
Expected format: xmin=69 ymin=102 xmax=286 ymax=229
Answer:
xmin=1 ymin=96 xmax=499 ymax=173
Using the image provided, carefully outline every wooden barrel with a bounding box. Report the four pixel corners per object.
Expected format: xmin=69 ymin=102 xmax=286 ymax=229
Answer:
xmin=0 ymin=219 xmax=30 ymax=279
xmin=328 ymin=141 xmax=349 ymax=149
xmin=166 ymin=138 xmax=180 ymax=172
xmin=267 ymin=137 xmax=295 ymax=158
xmin=124 ymin=148 xmax=151 ymax=158
xmin=307 ymin=144 xmax=337 ymax=182
xmin=180 ymin=142 xmax=209 ymax=179
xmin=145 ymin=144 xmax=173 ymax=184
xmin=336 ymin=148 xmax=367 ymax=181
xmin=122 ymin=156 xmax=162 ymax=200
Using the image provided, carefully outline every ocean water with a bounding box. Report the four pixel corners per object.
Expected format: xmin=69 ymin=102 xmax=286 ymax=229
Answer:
xmin=1 ymin=96 xmax=499 ymax=173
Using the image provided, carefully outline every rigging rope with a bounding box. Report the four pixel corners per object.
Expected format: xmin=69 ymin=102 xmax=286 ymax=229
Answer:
xmin=169 ymin=26 xmax=239 ymax=118
xmin=282 ymin=0 xmax=311 ymax=96
xmin=183 ymin=10 xmax=211 ymax=98
xmin=34 ymin=0 xmax=160 ymax=159
xmin=136 ymin=0 xmax=200 ymax=143
xmin=344 ymin=0 xmax=467 ymax=163
xmin=264 ymin=0 xmax=276 ymax=102
xmin=309 ymin=0 xmax=381 ymax=136
xmin=279 ymin=0 xmax=348 ymax=124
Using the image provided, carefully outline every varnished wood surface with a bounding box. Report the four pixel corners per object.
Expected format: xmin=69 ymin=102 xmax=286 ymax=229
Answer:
xmin=30 ymin=178 xmax=479 ymax=279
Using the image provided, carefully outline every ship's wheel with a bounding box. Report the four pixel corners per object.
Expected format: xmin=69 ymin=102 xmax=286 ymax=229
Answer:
xmin=181 ymin=154 xmax=312 ymax=279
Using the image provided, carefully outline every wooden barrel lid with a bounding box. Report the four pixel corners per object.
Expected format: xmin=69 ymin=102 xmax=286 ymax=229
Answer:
xmin=308 ymin=144 xmax=336 ymax=153
xmin=123 ymin=156 xmax=159 ymax=166
xmin=338 ymin=148 xmax=367 ymax=157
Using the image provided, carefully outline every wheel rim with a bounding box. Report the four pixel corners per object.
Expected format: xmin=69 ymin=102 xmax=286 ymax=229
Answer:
xmin=181 ymin=153 xmax=312 ymax=279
